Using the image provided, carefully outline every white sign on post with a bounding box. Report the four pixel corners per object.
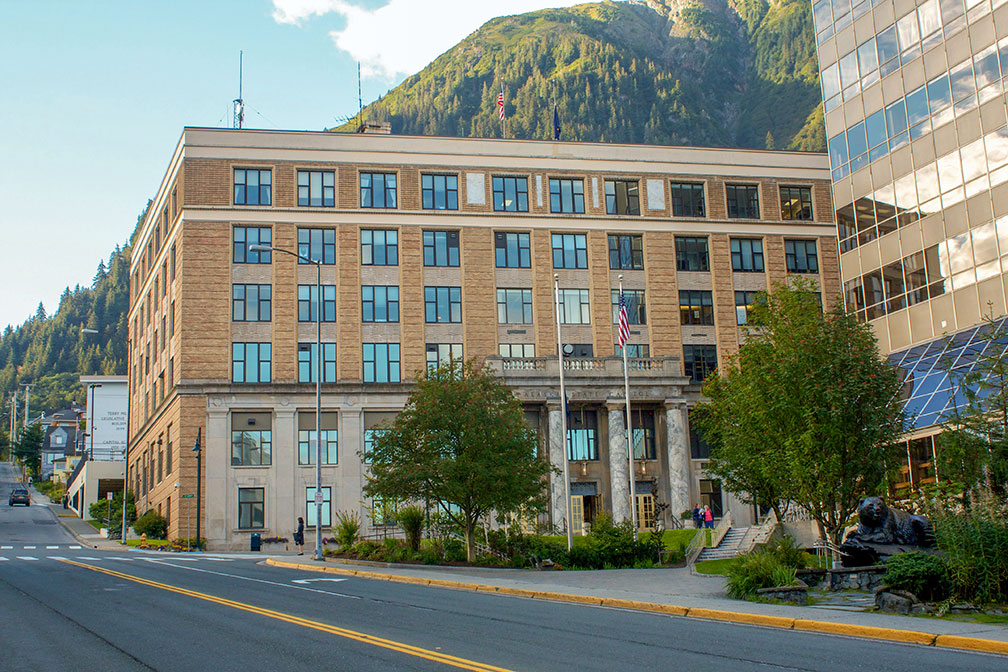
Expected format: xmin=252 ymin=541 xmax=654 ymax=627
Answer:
xmin=107 ymin=492 xmax=113 ymax=500
xmin=314 ymin=490 xmax=324 ymax=505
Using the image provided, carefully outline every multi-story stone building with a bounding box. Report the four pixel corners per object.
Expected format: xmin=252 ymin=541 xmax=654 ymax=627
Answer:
xmin=129 ymin=127 xmax=838 ymax=549
xmin=812 ymin=0 xmax=1008 ymax=488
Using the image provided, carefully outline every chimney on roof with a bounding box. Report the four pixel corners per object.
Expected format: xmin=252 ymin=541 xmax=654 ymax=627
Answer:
xmin=357 ymin=121 xmax=392 ymax=134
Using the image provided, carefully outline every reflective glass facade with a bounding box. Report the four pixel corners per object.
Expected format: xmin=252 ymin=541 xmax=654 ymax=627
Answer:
xmin=814 ymin=0 xmax=1008 ymax=376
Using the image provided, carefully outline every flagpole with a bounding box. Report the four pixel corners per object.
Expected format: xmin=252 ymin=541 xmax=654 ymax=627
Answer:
xmin=620 ymin=275 xmax=639 ymax=540
xmin=555 ymin=273 xmax=573 ymax=552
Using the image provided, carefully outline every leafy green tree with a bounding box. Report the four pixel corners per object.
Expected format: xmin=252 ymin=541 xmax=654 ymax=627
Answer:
xmin=694 ymin=280 xmax=905 ymax=545
xmin=14 ymin=423 xmax=44 ymax=477
xmin=936 ymin=312 xmax=1008 ymax=501
xmin=89 ymin=491 xmax=136 ymax=538
xmin=363 ymin=359 xmax=553 ymax=561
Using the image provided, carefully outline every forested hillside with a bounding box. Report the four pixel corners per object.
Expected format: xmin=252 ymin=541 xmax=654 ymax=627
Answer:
xmin=334 ymin=0 xmax=825 ymax=151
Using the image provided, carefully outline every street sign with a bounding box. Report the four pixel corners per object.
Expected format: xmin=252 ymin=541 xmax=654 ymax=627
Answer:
xmin=106 ymin=492 xmax=113 ymax=500
xmin=181 ymin=493 xmax=195 ymax=498
xmin=314 ymin=490 xmax=324 ymax=504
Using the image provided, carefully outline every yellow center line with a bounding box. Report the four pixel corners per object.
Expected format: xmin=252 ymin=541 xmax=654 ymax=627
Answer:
xmin=59 ymin=559 xmax=513 ymax=672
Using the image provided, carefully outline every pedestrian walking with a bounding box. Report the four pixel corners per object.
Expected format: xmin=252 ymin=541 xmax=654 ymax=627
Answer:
xmin=703 ymin=505 xmax=714 ymax=529
xmin=692 ymin=504 xmax=702 ymax=529
xmin=294 ymin=517 xmax=305 ymax=555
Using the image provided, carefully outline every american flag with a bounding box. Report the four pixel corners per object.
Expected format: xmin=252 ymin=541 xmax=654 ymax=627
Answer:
xmin=497 ymin=87 xmax=505 ymax=120
xmin=617 ymin=291 xmax=630 ymax=349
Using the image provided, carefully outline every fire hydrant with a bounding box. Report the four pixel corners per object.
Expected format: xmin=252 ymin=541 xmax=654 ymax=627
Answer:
xmin=139 ymin=533 xmax=148 ymax=549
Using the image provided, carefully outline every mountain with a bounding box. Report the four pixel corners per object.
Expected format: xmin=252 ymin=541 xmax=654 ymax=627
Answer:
xmin=335 ymin=0 xmax=825 ymax=151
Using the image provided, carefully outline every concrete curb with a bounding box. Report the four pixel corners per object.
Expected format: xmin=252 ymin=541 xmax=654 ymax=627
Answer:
xmin=264 ymin=558 xmax=1007 ymax=656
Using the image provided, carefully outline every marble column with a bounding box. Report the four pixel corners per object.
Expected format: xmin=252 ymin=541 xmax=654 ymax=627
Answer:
xmin=606 ymin=401 xmax=631 ymax=524
xmin=547 ymin=404 xmax=568 ymax=533
xmin=664 ymin=399 xmax=691 ymax=518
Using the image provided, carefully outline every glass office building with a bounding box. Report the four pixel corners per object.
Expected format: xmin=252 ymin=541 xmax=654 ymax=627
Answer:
xmin=813 ymin=0 xmax=1008 ymax=450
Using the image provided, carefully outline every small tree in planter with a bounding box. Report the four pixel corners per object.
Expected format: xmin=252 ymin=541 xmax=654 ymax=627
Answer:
xmin=397 ymin=506 xmax=425 ymax=552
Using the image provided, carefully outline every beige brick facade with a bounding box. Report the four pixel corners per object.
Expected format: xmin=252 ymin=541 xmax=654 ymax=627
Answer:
xmin=127 ymin=129 xmax=837 ymax=549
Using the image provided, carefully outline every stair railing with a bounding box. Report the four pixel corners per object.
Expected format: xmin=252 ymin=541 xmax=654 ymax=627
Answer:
xmin=684 ymin=528 xmax=705 ymax=566
xmin=739 ymin=510 xmax=778 ymax=555
xmin=709 ymin=511 xmax=733 ymax=549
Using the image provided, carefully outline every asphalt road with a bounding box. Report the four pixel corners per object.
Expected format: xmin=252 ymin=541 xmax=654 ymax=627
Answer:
xmin=1 ymin=465 xmax=1005 ymax=671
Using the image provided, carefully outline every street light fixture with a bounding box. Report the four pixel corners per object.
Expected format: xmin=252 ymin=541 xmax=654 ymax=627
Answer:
xmin=249 ymin=242 xmax=325 ymax=561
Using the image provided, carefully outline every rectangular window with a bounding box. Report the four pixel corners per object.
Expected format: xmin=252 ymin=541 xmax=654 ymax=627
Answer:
xmin=233 ymin=169 xmax=272 ymax=206
xmin=628 ymin=409 xmax=656 ymax=460
xmin=730 ymin=238 xmax=765 ymax=272
xmin=549 ymin=178 xmax=585 ymax=213
xmin=166 ymin=425 xmax=172 ymax=475
xmin=297 ymin=228 xmax=336 ymax=264
xmin=170 ymin=244 xmax=176 ymax=281
xmin=297 ymin=170 xmax=335 ymax=207
xmin=683 ymin=345 xmax=718 ymax=383
xmin=557 ymin=289 xmax=591 ymax=324
xmin=297 ymin=343 xmax=338 ymax=383
xmin=298 ymin=412 xmax=338 ymax=465
xmin=237 ymin=488 xmax=265 ymax=529
xmin=675 ymin=236 xmax=709 ymax=271
xmin=426 ymin=343 xmax=463 ymax=370
xmin=611 ymin=290 xmax=646 ymax=324
xmin=779 ymin=186 xmax=813 ymax=220
xmin=608 ymin=234 xmax=643 ymax=270
xmin=421 ymin=174 xmax=459 ymax=210
xmin=232 ymin=284 xmax=272 ymax=322
xmin=168 ymin=357 xmax=173 ymax=391
xmin=361 ymin=229 xmax=398 ymax=265
xmin=496 ymin=288 xmax=533 ymax=324
xmin=360 ymin=172 xmax=397 ymax=208
xmin=361 ymin=286 xmax=400 ymax=323
xmin=305 ymin=486 xmax=332 ymax=527
xmin=670 ymin=182 xmax=706 ymax=217
xmin=499 ymin=343 xmax=535 ymax=358
xmin=679 ymin=290 xmax=714 ymax=325
xmin=363 ymin=411 xmax=396 ymax=462
xmin=231 ymin=412 xmax=272 ymax=466
xmin=494 ymin=232 xmax=531 ymax=268
xmin=618 ymin=343 xmax=650 ymax=358
xmin=371 ymin=496 xmax=399 ymax=526
xmin=551 ymin=233 xmax=588 ymax=269
xmin=231 ymin=343 xmax=271 ymax=383
xmin=297 ymin=285 xmax=337 ymax=322
xmin=735 ymin=290 xmax=761 ymax=325
xmin=689 ymin=410 xmax=712 ymax=459
xmin=604 ymin=179 xmax=640 ymax=215
xmin=363 ymin=343 xmax=401 ymax=383
xmin=785 ymin=239 xmax=819 ymax=273
xmin=492 ymin=176 xmax=529 ymax=212
xmin=725 ymin=184 xmax=760 ymax=219
xmin=233 ymin=227 xmax=272 ymax=264
xmin=423 ymin=230 xmax=460 ymax=267
xmin=424 ymin=286 xmax=462 ymax=323
xmin=567 ymin=409 xmax=597 ymax=460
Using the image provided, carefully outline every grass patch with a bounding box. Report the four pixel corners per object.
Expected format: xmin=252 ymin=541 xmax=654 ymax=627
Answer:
xmin=86 ymin=520 xmax=103 ymax=531
xmin=694 ymin=557 xmax=739 ymax=575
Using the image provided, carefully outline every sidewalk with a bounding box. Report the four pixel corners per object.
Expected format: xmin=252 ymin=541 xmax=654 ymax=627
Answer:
xmin=30 ymin=485 xmax=123 ymax=551
xmin=264 ymin=555 xmax=1008 ymax=654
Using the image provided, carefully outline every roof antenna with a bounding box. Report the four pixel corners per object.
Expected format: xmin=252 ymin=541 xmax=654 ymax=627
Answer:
xmin=233 ymin=51 xmax=244 ymax=129
xmin=356 ymin=61 xmax=363 ymax=131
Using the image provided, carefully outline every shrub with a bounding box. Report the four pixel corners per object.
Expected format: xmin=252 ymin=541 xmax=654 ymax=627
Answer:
xmin=884 ymin=551 xmax=950 ymax=602
xmin=443 ymin=537 xmax=466 ymax=562
xmin=352 ymin=540 xmax=382 ymax=559
xmin=334 ymin=511 xmax=361 ymax=551
xmin=764 ymin=535 xmax=809 ymax=569
xmin=931 ymin=500 xmax=1008 ymax=605
xmin=134 ymin=511 xmax=168 ymax=539
xmin=397 ymin=506 xmax=425 ymax=552
xmin=726 ymin=550 xmax=796 ymax=599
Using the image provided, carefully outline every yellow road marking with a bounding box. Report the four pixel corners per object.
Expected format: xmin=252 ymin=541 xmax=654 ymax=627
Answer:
xmin=59 ymin=559 xmax=513 ymax=672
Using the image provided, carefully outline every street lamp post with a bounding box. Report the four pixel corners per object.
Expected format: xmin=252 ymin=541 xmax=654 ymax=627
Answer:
xmin=250 ymin=243 xmax=324 ymax=561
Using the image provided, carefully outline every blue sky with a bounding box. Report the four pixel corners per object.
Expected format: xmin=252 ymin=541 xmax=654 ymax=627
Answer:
xmin=0 ymin=0 xmax=583 ymax=330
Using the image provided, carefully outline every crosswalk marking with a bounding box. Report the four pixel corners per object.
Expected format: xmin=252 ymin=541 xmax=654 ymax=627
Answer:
xmin=49 ymin=556 xmax=67 ymax=560
xmin=69 ymin=545 xmax=81 ymax=549
xmin=78 ymin=556 xmax=100 ymax=560
xmin=0 ymin=557 xmax=7 ymax=561
xmin=16 ymin=556 xmax=37 ymax=561
xmin=0 ymin=546 xmax=11 ymax=550
xmin=24 ymin=546 xmax=35 ymax=550
xmin=46 ymin=545 xmax=58 ymax=549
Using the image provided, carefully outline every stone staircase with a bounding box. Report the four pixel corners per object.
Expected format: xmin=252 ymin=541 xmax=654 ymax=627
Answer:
xmin=697 ymin=526 xmax=750 ymax=561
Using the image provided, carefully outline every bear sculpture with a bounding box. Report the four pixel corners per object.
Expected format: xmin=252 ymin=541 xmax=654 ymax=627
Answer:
xmin=839 ymin=496 xmax=933 ymax=567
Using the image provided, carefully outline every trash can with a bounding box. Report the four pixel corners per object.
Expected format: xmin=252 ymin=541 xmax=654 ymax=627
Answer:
xmin=250 ymin=533 xmax=261 ymax=552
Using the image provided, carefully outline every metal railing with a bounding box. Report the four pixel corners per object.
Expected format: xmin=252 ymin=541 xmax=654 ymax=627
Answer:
xmin=812 ymin=538 xmax=844 ymax=568
xmin=709 ymin=511 xmax=733 ymax=549
xmin=739 ymin=510 xmax=778 ymax=555
xmin=685 ymin=528 xmax=706 ymax=565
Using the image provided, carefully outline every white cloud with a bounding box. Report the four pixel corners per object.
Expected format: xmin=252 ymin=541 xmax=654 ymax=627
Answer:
xmin=272 ymin=0 xmax=587 ymax=79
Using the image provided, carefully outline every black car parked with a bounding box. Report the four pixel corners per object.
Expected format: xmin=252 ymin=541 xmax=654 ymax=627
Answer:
xmin=8 ymin=487 xmax=30 ymax=506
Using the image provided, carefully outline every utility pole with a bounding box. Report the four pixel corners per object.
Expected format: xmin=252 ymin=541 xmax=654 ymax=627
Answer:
xmin=194 ymin=427 xmax=202 ymax=551
xmin=8 ymin=391 xmax=16 ymax=463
